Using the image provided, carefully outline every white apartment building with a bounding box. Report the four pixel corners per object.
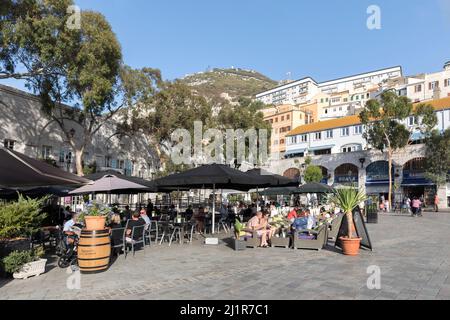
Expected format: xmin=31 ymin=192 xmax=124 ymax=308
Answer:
xmin=255 ymin=66 xmax=403 ymax=117
xmin=377 ymin=61 xmax=450 ymax=103
xmin=0 ymin=84 xmax=159 ymax=180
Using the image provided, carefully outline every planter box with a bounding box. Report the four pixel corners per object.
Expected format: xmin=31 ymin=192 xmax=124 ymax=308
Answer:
xmin=204 ymin=238 xmax=219 ymax=245
xmin=13 ymin=259 xmax=47 ymax=280
xmin=271 ymin=236 xmax=290 ymax=248
xmin=233 ymin=239 xmax=247 ymax=251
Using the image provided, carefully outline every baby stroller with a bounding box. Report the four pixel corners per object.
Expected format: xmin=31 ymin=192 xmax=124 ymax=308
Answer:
xmin=56 ymin=228 xmax=79 ymax=269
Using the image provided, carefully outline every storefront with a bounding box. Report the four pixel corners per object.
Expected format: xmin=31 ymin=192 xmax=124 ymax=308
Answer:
xmin=334 ymin=163 xmax=359 ymax=187
xmin=365 ymin=161 xmax=393 ymax=200
xmin=402 ymin=158 xmax=436 ymax=206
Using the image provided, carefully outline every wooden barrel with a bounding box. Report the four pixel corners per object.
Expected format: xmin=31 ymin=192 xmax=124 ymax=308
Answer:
xmin=78 ymin=229 xmax=111 ymax=273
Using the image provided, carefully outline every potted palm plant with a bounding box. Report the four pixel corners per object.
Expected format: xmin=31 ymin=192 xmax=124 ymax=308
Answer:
xmin=329 ymin=186 xmax=367 ymax=256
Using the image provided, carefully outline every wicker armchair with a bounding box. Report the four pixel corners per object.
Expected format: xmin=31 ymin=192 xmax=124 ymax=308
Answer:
xmin=292 ymin=224 xmax=327 ymax=251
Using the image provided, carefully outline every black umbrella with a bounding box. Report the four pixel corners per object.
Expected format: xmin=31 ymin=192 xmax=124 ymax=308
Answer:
xmin=246 ymin=168 xmax=298 ymax=187
xmin=153 ymin=164 xmax=270 ymax=233
xmin=259 ymin=186 xmax=299 ymax=196
xmin=153 ymin=164 xmax=269 ymax=191
xmin=0 ymin=147 xmax=90 ymax=188
xmin=292 ymin=182 xmax=334 ymax=194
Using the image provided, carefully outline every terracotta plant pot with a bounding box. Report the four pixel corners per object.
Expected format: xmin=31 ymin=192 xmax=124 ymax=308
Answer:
xmin=84 ymin=216 xmax=106 ymax=231
xmin=339 ymin=237 xmax=362 ymax=256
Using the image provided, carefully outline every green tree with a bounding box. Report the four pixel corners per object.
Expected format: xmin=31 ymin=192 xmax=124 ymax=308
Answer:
xmin=425 ymin=129 xmax=450 ymax=187
xmin=124 ymin=81 xmax=213 ymax=171
xmin=359 ymin=91 xmax=437 ymax=208
xmin=216 ymin=97 xmax=272 ymax=166
xmin=1 ymin=1 xmax=159 ymax=176
xmin=303 ymin=165 xmax=323 ymax=183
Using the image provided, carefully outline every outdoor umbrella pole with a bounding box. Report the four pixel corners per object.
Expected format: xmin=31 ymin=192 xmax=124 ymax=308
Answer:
xmin=256 ymin=187 xmax=259 ymax=211
xmin=212 ymin=183 xmax=216 ymax=234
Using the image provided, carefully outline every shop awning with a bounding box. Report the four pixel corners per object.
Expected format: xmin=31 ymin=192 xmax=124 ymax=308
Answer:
xmin=308 ymin=145 xmax=335 ymax=151
xmin=284 ymin=148 xmax=306 ymax=156
xmin=401 ymin=178 xmax=435 ymax=186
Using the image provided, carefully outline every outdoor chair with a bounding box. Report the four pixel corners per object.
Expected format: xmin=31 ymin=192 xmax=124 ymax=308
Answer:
xmin=215 ymin=218 xmax=230 ymax=234
xmin=110 ymin=227 xmax=126 ymax=258
xmin=144 ymin=220 xmax=158 ymax=245
xmin=157 ymin=222 xmax=174 ymax=245
xmin=292 ymin=224 xmax=327 ymax=251
xmin=185 ymin=222 xmax=197 ymax=244
xmin=125 ymin=225 xmax=145 ymax=257
xmin=169 ymin=225 xmax=183 ymax=246
xmin=327 ymin=214 xmax=344 ymax=241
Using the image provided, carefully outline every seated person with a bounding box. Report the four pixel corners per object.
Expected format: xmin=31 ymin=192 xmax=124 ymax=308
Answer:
xmin=292 ymin=209 xmax=318 ymax=240
xmin=193 ymin=207 xmax=206 ymax=233
xmin=140 ymin=209 xmax=151 ymax=225
xmin=125 ymin=212 xmax=146 ymax=243
xmin=261 ymin=210 xmax=277 ymax=239
xmin=168 ymin=205 xmax=178 ymax=221
xmin=184 ymin=205 xmax=194 ymax=221
xmin=246 ymin=211 xmax=271 ymax=247
xmin=219 ymin=205 xmax=228 ymax=223
xmin=63 ymin=213 xmax=82 ymax=245
xmin=287 ymin=207 xmax=299 ymax=222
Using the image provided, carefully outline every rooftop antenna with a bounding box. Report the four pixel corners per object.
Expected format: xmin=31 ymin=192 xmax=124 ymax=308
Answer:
xmin=286 ymin=71 xmax=292 ymax=81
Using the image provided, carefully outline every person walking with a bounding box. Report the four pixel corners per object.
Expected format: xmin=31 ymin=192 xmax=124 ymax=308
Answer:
xmin=434 ymin=194 xmax=439 ymax=213
xmin=411 ymin=197 xmax=421 ymax=217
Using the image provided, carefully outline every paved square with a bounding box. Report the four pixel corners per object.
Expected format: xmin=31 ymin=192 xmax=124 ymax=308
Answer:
xmin=1 ymin=212 xmax=450 ymax=300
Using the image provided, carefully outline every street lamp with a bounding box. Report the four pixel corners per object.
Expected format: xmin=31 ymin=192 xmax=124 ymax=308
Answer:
xmin=359 ymin=157 xmax=366 ymax=169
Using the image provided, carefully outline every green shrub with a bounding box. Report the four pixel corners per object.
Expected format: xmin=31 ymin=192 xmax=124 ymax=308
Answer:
xmin=0 ymin=195 xmax=48 ymax=240
xmin=1 ymin=248 xmax=44 ymax=274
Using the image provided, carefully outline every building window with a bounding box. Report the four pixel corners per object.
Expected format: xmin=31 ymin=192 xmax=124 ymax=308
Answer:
xmin=281 ymin=116 xmax=285 ymax=121
xmin=118 ymin=160 xmax=125 ymax=170
xmin=341 ymin=144 xmax=362 ymax=153
xmin=301 ymin=134 xmax=308 ymax=142
xmin=275 ymin=118 xmax=278 ymax=123
xmin=344 ymin=98 xmax=348 ymax=102
xmin=325 ymin=109 xmax=328 ymax=114
xmin=445 ymin=79 xmax=450 ymax=87
xmin=429 ymin=81 xmax=439 ymax=90
xmin=3 ymin=139 xmax=15 ymax=150
xmin=408 ymin=116 xmax=417 ymax=126
xmin=414 ymin=84 xmax=422 ymax=92
xmin=41 ymin=145 xmax=52 ymax=160
xmin=326 ymin=130 xmax=333 ymax=139
xmin=280 ymin=139 xmax=285 ymax=145
xmin=286 ymin=114 xmax=290 ymax=120
xmin=105 ymin=156 xmax=112 ymax=168
xmin=341 ymin=127 xmax=350 ymax=136
xmin=354 ymin=125 xmax=363 ymax=135
xmin=314 ymin=132 xmax=322 ymax=141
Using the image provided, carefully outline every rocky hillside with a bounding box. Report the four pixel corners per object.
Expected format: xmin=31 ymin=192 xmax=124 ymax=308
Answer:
xmin=179 ymin=67 xmax=278 ymax=104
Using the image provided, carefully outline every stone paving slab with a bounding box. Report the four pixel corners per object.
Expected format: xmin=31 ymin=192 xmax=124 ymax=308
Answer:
xmin=1 ymin=212 xmax=450 ymax=300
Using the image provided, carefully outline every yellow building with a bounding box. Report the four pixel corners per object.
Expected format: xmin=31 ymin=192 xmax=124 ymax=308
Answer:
xmin=262 ymin=105 xmax=310 ymax=157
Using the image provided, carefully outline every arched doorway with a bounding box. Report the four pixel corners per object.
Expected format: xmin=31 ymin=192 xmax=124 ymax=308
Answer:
xmin=283 ymin=168 xmax=300 ymax=181
xmin=318 ymin=166 xmax=329 ymax=184
xmin=334 ymin=163 xmax=359 ymax=186
xmin=402 ymin=158 xmax=435 ymax=205
xmin=366 ymin=161 xmax=393 ymax=201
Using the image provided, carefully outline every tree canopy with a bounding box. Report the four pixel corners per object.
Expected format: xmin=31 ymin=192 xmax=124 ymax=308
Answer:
xmin=425 ymin=129 xmax=450 ymax=187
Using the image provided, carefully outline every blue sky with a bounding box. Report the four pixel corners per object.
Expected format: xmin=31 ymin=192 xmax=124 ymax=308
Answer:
xmin=2 ymin=0 xmax=450 ymax=90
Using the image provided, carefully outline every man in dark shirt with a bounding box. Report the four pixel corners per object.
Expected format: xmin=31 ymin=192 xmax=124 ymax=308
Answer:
xmin=126 ymin=212 xmax=146 ymax=242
